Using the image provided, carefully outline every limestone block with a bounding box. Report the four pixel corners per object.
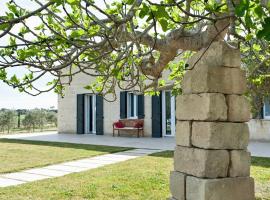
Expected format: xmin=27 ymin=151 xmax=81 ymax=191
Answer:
xmin=229 ymin=150 xmax=251 ymax=177
xmin=226 ymin=95 xmax=251 ymax=122
xmin=174 ymin=146 xmax=229 ymax=178
xmin=186 ymin=41 xmax=241 ymax=69
xmin=191 ymin=122 xmax=249 ymax=150
xmin=175 ymin=121 xmax=191 ymax=147
xmin=176 ymin=93 xmax=227 ymax=121
xmin=170 ymin=171 xmax=185 ymax=200
xmin=186 ymin=176 xmax=255 ymax=200
xmin=182 ymin=65 xmax=246 ymax=94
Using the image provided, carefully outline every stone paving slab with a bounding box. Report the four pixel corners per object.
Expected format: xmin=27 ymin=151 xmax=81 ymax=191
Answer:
xmin=24 ymin=168 xmax=71 ymax=177
xmin=2 ymin=172 xmax=50 ymax=182
xmin=0 ymin=148 xmax=162 ymax=188
xmin=0 ymin=177 xmax=25 ymax=187
xmin=78 ymin=158 xmax=119 ymax=165
xmin=44 ymin=164 xmax=89 ymax=172
xmin=62 ymin=161 xmax=105 ymax=168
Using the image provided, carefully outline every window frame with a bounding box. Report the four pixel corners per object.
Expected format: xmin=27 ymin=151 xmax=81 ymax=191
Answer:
xmin=263 ymin=99 xmax=270 ymax=120
xmin=127 ymin=92 xmax=138 ymax=119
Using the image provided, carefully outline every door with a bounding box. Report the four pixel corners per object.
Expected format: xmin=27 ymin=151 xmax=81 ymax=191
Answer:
xmin=152 ymin=95 xmax=162 ymax=138
xmin=84 ymin=95 xmax=96 ymax=134
xmin=162 ymin=91 xmax=176 ymax=137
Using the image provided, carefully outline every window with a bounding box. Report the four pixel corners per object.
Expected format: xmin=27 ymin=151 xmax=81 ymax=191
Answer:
xmin=127 ymin=93 xmax=138 ymax=118
xmin=264 ymin=98 xmax=270 ymax=119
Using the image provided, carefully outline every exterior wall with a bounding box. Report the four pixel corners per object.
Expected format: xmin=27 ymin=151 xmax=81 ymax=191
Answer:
xmin=248 ymin=119 xmax=270 ymax=141
xmin=58 ymin=73 xmax=92 ymax=134
xmin=58 ymin=72 xmax=154 ymax=136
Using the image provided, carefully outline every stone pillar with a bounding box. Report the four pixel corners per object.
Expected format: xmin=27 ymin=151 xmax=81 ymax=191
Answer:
xmin=170 ymin=41 xmax=255 ymax=200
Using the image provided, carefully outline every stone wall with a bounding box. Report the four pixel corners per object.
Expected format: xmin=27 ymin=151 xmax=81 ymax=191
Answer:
xmin=170 ymin=41 xmax=255 ymax=200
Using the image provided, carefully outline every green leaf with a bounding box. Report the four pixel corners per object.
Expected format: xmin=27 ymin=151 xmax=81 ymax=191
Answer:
xmin=0 ymin=69 xmax=7 ymax=80
xmin=244 ymin=13 xmax=253 ymax=28
xmin=257 ymin=17 xmax=270 ymax=40
xmin=67 ymin=0 xmax=78 ymax=5
xmin=125 ymin=0 xmax=134 ymax=5
xmin=235 ymin=0 xmax=249 ymax=17
xmin=10 ymin=75 xmax=20 ymax=84
xmin=253 ymin=44 xmax=261 ymax=51
xmin=235 ymin=4 xmax=246 ymax=17
xmin=254 ymin=5 xmax=263 ymax=18
xmin=139 ymin=3 xmax=149 ymax=19
xmin=153 ymin=5 xmax=169 ymax=19
xmin=0 ymin=23 xmax=9 ymax=31
xmin=7 ymin=4 xmax=19 ymax=16
xmin=245 ymin=33 xmax=253 ymax=41
xmin=159 ymin=18 xmax=168 ymax=32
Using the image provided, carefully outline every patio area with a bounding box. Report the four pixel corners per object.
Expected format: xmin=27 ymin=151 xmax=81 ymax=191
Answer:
xmin=0 ymin=132 xmax=175 ymax=150
xmin=1 ymin=131 xmax=270 ymax=157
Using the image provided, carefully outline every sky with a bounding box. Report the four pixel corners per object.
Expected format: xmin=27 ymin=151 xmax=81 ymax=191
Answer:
xmin=0 ymin=0 xmax=58 ymax=109
xmin=0 ymin=0 xmax=155 ymax=110
xmin=0 ymin=0 xmax=114 ymax=110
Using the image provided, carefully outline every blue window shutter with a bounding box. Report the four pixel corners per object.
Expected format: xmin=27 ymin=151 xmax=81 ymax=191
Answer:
xmin=152 ymin=95 xmax=162 ymax=138
xmin=120 ymin=91 xmax=127 ymax=119
xmin=138 ymin=94 xmax=145 ymax=119
xmin=96 ymin=95 xmax=104 ymax=135
xmin=77 ymin=94 xmax=85 ymax=134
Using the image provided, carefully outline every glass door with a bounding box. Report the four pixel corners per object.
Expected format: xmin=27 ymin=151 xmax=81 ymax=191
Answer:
xmin=162 ymin=91 xmax=176 ymax=136
xmin=84 ymin=95 xmax=96 ymax=134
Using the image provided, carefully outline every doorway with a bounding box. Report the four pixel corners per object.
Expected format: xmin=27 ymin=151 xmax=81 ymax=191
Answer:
xmin=161 ymin=91 xmax=176 ymax=137
xmin=84 ymin=94 xmax=96 ymax=134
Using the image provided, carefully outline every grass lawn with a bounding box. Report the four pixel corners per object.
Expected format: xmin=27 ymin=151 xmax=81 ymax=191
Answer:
xmin=0 ymin=139 xmax=130 ymax=174
xmin=0 ymin=151 xmax=269 ymax=200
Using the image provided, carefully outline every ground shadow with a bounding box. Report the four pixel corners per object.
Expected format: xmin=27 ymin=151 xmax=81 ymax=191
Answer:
xmin=0 ymin=138 xmax=132 ymax=153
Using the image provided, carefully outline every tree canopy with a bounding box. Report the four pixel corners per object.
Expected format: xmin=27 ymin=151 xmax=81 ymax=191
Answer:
xmin=0 ymin=0 xmax=269 ymax=107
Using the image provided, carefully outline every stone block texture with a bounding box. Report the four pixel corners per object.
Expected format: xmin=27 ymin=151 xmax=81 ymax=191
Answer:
xmin=226 ymin=95 xmax=251 ymax=122
xmin=176 ymin=93 xmax=227 ymax=121
xmin=170 ymin=171 xmax=185 ymax=200
xmin=186 ymin=41 xmax=241 ymax=69
xmin=175 ymin=121 xmax=191 ymax=147
xmin=170 ymin=41 xmax=254 ymax=200
xmin=183 ymin=65 xmax=246 ymax=94
xmin=174 ymin=146 xmax=229 ymax=178
xmin=229 ymin=150 xmax=251 ymax=177
xmin=191 ymin=122 xmax=249 ymax=149
xmin=186 ymin=176 xmax=255 ymax=200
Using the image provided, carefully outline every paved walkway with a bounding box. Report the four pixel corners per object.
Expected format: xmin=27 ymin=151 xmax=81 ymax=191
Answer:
xmin=0 ymin=148 xmax=162 ymax=187
xmin=1 ymin=132 xmax=270 ymax=157
xmin=0 ymin=131 xmax=175 ymax=150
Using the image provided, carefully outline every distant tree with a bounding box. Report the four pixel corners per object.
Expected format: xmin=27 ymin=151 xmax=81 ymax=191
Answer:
xmin=0 ymin=110 xmax=16 ymax=133
xmin=22 ymin=111 xmax=35 ymax=131
xmin=46 ymin=111 xmax=57 ymax=127
xmin=0 ymin=112 xmax=5 ymax=132
xmin=22 ymin=109 xmax=47 ymax=131
xmin=33 ymin=109 xmax=47 ymax=131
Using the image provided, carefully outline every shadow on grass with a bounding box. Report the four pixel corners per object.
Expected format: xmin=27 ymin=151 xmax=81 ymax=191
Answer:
xmin=149 ymin=151 xmax=174 ymax=158
xmin=0 ymin=139 xmax=132 ymax=153
xmin=252 ymin=157 xmax=270 ymax=168
xmin=149 ymin=151 xmax=270 ymax=168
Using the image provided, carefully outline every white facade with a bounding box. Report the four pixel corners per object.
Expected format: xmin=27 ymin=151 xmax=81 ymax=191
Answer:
xmin=58 ymin=71 xmax=175 ymax=137
xmin=248 ymin=120 xmax=270 ymax=141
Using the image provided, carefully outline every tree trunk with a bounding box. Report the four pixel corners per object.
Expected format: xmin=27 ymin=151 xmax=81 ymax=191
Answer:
xmin=17 ymin=112 xmax=21 ymax=128
xmin=169 ymin=41 xmax=255 ymax=200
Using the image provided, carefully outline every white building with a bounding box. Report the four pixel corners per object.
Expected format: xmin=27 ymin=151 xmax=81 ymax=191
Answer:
xmin=58 ymin=70 xmax=270 ymax=141
xmin=58 ymin=71 xmax=176 ymax=138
